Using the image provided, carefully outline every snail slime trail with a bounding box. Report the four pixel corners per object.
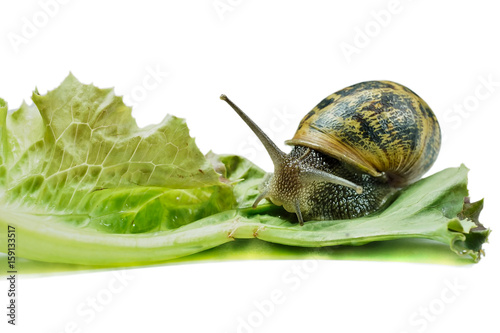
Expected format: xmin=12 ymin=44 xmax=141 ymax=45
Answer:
xmin=220 ymin=81 xmax=441 ymax=225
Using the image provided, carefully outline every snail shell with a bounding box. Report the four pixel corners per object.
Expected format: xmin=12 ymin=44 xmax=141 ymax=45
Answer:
xmin=287 ymin=81 xmax=441 ymax=187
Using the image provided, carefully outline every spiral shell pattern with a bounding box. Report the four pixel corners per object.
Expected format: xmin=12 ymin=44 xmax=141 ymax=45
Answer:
xmin=286 ymin=81 xmax=441 ymax=187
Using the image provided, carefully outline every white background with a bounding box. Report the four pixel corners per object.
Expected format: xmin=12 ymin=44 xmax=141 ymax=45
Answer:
xmin=0 ymin=1 xmax=499 ymax=332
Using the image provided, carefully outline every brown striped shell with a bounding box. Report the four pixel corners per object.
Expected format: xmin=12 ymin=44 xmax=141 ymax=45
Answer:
xmin=286 ymin=81 xmax=441 ymax=187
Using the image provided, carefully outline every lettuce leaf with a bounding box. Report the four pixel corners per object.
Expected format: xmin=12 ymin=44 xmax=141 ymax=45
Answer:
xmin=0 ymin=74 xmax=235 ymax=235
xmin=0 ymin=75 xmax=490 ymax=268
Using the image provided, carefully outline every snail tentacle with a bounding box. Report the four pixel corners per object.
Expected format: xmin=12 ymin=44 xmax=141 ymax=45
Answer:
xmin=300 ymin=167 xmax=363 ymax=194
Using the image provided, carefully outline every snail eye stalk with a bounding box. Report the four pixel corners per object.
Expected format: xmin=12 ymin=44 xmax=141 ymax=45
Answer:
xmin=220 ymin=94 xmax=286 ymax=167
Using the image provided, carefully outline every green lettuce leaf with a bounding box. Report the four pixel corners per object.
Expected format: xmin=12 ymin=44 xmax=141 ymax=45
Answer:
xmin=0 ymin=75 xmax=490 ymax=268
xmin=0 ymin=74 xmax=234 ymax=235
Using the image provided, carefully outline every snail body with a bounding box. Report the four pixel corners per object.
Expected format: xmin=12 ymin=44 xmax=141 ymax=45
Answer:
xmin=221 ymin=81 xmax=441 ymax=225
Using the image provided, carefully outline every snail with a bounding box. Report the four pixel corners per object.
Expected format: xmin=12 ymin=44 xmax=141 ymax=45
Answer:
xmin=220 ymin=81 xmax=441 ymax=225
